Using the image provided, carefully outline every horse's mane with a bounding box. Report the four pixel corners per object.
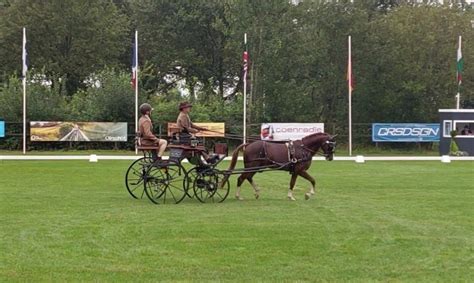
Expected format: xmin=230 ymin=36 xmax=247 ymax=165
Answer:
xmin=301 ymin=132 xmax=330 ymax=142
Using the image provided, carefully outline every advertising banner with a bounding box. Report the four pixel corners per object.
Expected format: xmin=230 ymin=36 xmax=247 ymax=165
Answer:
xmin=30 ymin=121 xmax=128 ymax=142
xmin=0 ymin=120 xmax=4 ymax=138
xmin=372 ymin=123 xmax=440 ymax=142
xmin=167 ymin=123 xmax=225 ymax=137
xmin=260 ymin=123 xmax=324 ymax=141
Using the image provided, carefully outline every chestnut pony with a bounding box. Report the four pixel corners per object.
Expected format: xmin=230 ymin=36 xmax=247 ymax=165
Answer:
xmin=222 ymin=133 xmax=336 ymax=200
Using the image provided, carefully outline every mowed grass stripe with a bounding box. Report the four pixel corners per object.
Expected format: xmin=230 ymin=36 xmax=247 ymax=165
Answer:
xmin=0 ymin=161 xmax=472 ymax=281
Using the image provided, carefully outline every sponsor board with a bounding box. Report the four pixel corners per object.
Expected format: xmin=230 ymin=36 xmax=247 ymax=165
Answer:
xmin=372 ymin=123 xmax=440 ymax=142
xmin=261 ymin=123 xmax=324 ymax=141
xmin=167 ymin=122 xmax=225 ymax=137
xmin=30 ymin=121 xmax=128 ymax=142
xmin=0 ymin=120 xmax=4 ymax=138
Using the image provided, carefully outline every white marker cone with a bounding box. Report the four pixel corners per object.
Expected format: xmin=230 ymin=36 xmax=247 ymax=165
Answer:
xmin=440 ymin=155 xmax=451 ymax=163
xmin=89 ymin=154 xmax=98 ymax=162
xmin=355 ymin=155 xmax=365 ymax=163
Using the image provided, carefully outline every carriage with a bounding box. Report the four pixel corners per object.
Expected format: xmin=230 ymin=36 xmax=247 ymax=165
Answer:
xmin=125 ymin=131 xmax=337 ymax=204
xmin=125 ymin=135 xmax=231 ymax=204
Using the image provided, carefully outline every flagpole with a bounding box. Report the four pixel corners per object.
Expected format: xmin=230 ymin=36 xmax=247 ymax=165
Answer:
xmin=456 ymin=93 xmax=460 ymax=110
xmin=348 ymin=35 xmax=352 ymax=156
xmin=22 ymin=27 xmax=27 ymax=155
xmin=456 ymin=35 xmax=461 ymax=110
xmin=243 ymin=33 xmax=247 ymax=144
xmin=134 ymin=30 xmax=139 ymax=154
xmin=22 ymin=77 xmax=27 ymax=154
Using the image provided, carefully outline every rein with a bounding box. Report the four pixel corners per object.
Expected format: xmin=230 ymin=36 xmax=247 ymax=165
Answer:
xmin=300 ymin=138 xmax=336 ymax=158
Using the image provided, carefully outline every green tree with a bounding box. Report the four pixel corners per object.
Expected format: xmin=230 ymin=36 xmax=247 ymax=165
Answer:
xmin=355 ymin=5 xmax=474 ymax=123
xmin=131 ymin=0 xmax=239 ymax=100
xmin=0 ymin=0 xmax=129 ymax=94
xmin=68 ymin=69 xmax=140 ymax=122
xmin=0 ymin=74 xmax=67 ymax=122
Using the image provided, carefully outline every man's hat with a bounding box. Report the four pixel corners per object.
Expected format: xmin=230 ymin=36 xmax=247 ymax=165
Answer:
xmin=179 ymin=101 xmax=192 ymax=111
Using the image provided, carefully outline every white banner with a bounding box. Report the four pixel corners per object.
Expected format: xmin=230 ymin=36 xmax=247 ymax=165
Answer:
xmin=260 ymin=123 xmax=324 ymax=141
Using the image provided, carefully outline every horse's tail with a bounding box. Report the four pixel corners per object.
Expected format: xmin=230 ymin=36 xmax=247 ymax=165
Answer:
xmin=220 ymin=143 xmax=247 ymax=187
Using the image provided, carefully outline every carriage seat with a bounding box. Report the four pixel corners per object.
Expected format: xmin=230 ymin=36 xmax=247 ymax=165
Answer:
xmin=135 ymin=132 xmax=161 ymax=157
xmin=170 ymin=132 xmax=201 ymax=147
xmin=136 ymin=145 xmax=160 ymax=151
xmin=135 ymin=131 xmax=161 ymax=150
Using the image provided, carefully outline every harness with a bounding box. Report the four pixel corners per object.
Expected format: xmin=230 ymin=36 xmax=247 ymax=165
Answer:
xmin=260 ymin=141 xmax=311 ymax=173
xmin=285 ymin=141 xmax=298 ymax=163
xmin=258 ymin=139 xmax=336 ymax=173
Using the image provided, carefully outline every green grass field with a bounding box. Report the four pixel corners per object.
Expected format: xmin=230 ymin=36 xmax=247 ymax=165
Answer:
xmin=0 ymin=160 xmax=472 ymax=282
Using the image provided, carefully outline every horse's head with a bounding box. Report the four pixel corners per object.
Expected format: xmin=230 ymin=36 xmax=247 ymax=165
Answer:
xmin=321 ymin=134 xmax=337 ymax=161
xmin=302 ymin=133 xmax=337 ymax=161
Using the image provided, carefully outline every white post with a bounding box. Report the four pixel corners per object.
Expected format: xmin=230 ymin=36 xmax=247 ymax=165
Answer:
xmin=22 ymin=27 xmax=27 ymax=155
xmin=22 ymin=74 xmax=26 ymax=155
xmin=348 ymin=35 xmax=352 ymax=156
xmin=134 ymin=30 xmax=139 ymax=154
xmin=456 ymin=93 xmax=460 ymax=110
xmin=243 ymin=33 xmax=247 ymax=144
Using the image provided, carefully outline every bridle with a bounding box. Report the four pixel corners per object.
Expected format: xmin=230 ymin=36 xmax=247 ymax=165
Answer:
xmin=300 ymin=139 xmax=336 ymax=158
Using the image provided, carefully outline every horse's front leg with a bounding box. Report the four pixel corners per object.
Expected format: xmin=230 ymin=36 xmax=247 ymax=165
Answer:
xmin=287 ymin=173 xmax=298 ymax=201
xmin=298 ymin=170 xmax=316 ymax=200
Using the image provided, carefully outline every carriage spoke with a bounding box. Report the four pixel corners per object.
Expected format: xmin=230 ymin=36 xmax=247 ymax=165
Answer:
xmin=162 ymin=188 xmax=167 ymax=204
xmin=169 ymin=183 xmax=185 ymax=193
xmin=213 ymin=191 xmax=223 ymax=201
xmin=129 ymin=183 xmax=142 ymax=193
xmin=211 ymin=175 xmax=230 ymax=203
xmin=198 ymin=184 xmax=207 ymax=201
xmin=167 ymin=185 xmax=180 ymax=203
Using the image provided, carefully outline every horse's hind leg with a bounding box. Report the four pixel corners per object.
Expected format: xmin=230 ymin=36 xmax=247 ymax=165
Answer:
xmin=298 ymin=170 xmax=316 ymax=200
xmin=235 ymin=172 xmax=259 ymax=200
xmin=287 ymin=173 xmax=298 ymax=201
xmin=247 ymin=174 xmax=260 ymax=199
xmin=235 ymin=173 xmax=250 ymax=200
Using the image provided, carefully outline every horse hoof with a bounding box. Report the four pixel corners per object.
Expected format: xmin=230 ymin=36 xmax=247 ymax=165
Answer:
xmin=305 ymin=193 xmax=311 ymax=200
xmin=236 ymin=196 xmax=244 ymax=201
xmin=287 ymin=196 xmax=296 ymax=201
xmin=255 ymin=194 xmax=259 ymax=199
xmin=310 ymin=191 xmax=315 ymax=195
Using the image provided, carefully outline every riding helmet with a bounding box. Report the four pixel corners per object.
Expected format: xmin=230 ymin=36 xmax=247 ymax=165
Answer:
xmin=139 ymin=103 xmax=153 ymax=115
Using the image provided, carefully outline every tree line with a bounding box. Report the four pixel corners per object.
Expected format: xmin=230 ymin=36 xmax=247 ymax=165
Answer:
xmin=0 ymin=0 xmax=473 ymax=142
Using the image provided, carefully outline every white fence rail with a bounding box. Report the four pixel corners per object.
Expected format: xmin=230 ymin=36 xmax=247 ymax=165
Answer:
xmin=0 ymin=155 xmax=473 ymax=161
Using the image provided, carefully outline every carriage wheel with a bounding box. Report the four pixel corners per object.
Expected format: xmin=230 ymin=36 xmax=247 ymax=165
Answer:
xmin=125 ymin=157 xmax=153 ymax=199
xmin=144 ymin=160 xmax=187 ymax=204
xmin=212 ymin=172 xmax=230 ymax=203
xmin=184 ymin=167 xmax=201 ymax=199
xmin=187 ymin=168 xmax=230 ymax=203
